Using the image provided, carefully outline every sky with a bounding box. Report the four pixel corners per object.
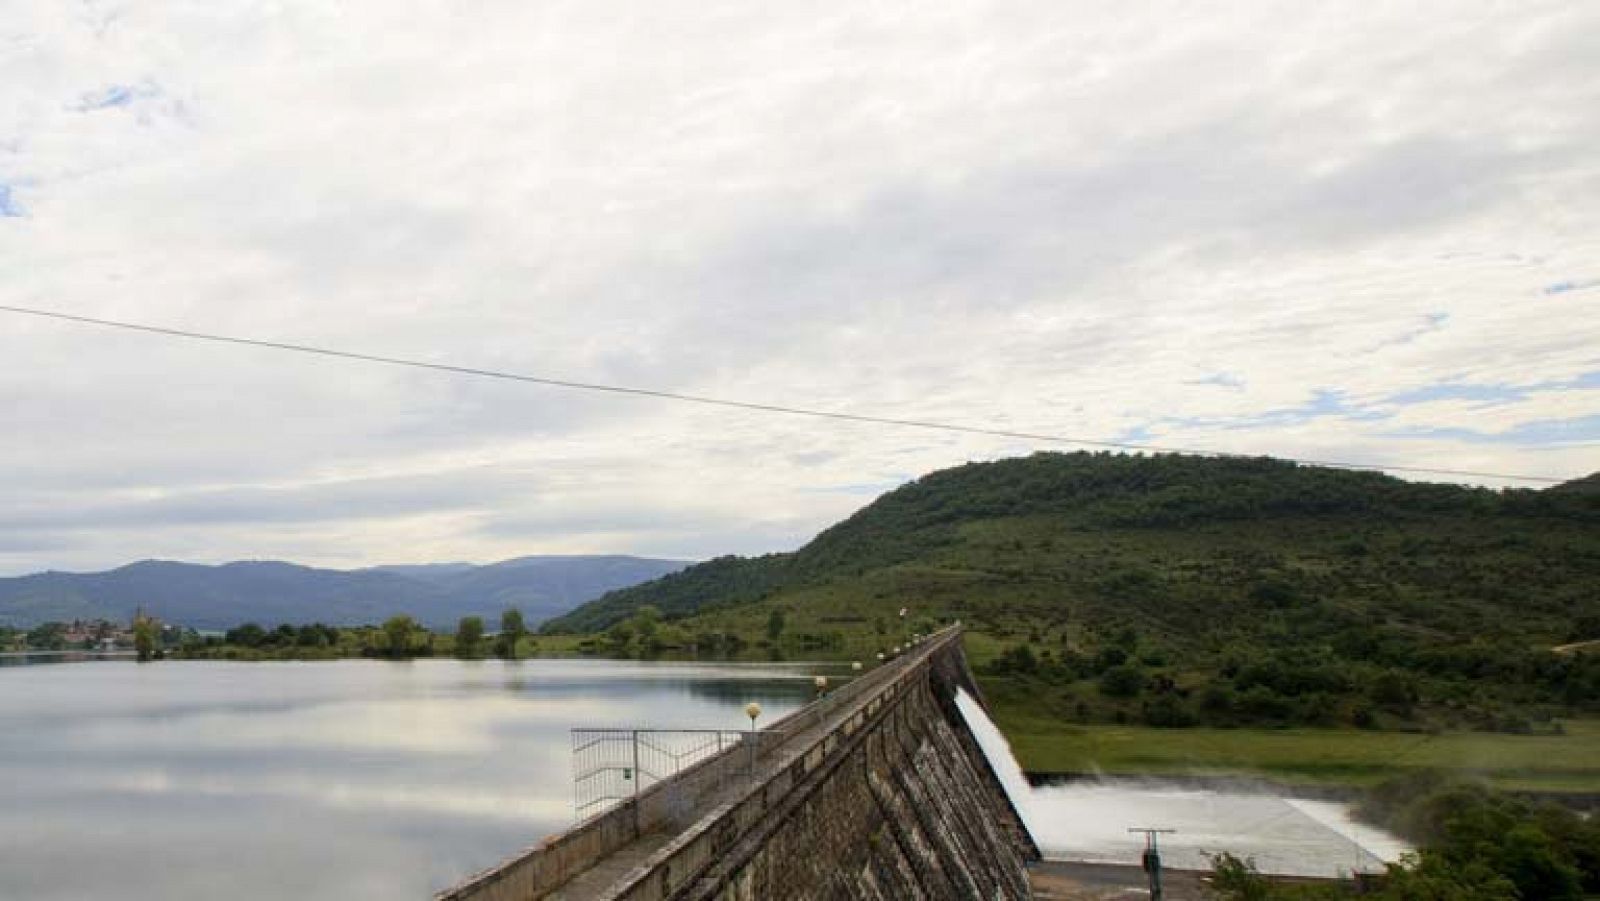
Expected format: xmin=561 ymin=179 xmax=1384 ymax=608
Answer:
xmin=1 ymin=1 xmax=1597 ymax=575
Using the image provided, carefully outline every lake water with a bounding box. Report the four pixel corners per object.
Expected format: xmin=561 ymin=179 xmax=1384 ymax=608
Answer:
xmin=3 ymin=658 xmax=1411 ymax=899
xmin=955 ymin=690 xmax=1412 ymax=878
xmin=0 ymin=657 xmax=820 ymax=900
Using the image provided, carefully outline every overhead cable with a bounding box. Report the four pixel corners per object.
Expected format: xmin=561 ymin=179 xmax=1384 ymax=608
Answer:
xmin=0 ymin=303 xmax=1570 ymax=484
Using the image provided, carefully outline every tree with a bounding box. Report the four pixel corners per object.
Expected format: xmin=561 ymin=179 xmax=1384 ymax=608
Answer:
xmin=1093 ymin=646 xmax=1128 ymax=671
xmin=653 ymin=624 xmax=690 ymax=652
xmin=766 ymin=609 xmax=787 ymax=643
xmin=455 ymin=616 xmax=484 ymax=657
xmin=498 ymin=608 xmax=526 ymax=659
xmin=988 ymin=644 xmax=1039 ymax=675
xmin=382 ymin=615 xmax=417 ymax=658
xmin=1495 ymin=824 xmax=1583 ymax=900
xmin=1099 ymin=664 xmax=1146 ymax=698
xmin=1358 ymin=773 xmax=1593 ymax=899
xmin=606 ymin=620 xmax=636 ymax=654
xmin=1207 ymin=854 xmax=1272 ymax=901
xmin=1370 ymin=670 xmax=1419 ymax=712
xmin=296 ymin=624 xmax=330 ymax=648
xmin=26 ymin=622 xmax=67 ymax=651
xmin=634 ymin=605 xmax=661 ymax=643
xmin=132 ymin=611 xmax=159 ymax=662
xmin=1209 ymin=850 xmax=1516 ymax=901
xmin=226 ymin=623 xmax=266 ymax=648
xmin=1379 ymin=851 xmax=1517 ymax=901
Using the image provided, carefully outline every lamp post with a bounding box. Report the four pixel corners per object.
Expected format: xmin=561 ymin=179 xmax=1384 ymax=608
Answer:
xmin=744 ymin=701 xmax=762 ymax=780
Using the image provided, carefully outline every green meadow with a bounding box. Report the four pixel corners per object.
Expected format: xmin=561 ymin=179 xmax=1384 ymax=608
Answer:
xmin=991 ymin=711 xmax=1600 ymax=793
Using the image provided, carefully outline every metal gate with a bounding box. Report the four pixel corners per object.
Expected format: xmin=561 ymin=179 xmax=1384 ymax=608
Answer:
xmin=571 ymin=728 xmax=749 ymax=821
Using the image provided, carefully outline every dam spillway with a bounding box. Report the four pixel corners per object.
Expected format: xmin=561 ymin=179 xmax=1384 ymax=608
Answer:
xmin=437 ymin=625 xmax=1039 ymax=900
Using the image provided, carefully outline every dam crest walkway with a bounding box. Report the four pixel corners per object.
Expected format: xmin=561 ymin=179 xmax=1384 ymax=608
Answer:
xmin=438 ymin=624 xmax=1038 ymax=901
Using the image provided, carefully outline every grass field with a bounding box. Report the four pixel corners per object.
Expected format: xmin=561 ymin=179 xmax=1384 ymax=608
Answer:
xmin=990 ymin=709 xmax=1600 ymax=793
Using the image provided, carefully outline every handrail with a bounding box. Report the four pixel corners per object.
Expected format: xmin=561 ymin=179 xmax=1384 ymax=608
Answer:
xmin=592 ymin=627 xmax=965 ymax=900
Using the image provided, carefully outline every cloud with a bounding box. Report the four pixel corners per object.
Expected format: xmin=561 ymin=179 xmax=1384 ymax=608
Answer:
xmin=1188 ymin=373 xmax=1245 ymax=390
xmin=70 ymin=82 xmax=161 ymax=112
xmin=0 ymin=466 xmax=522 ymax=532
xmin=1544 ymin=279 xmax=1599 ymax=296
xmin=1388 ymin=383 xmax=1528 ymax=405
xmin=0 ymin=0 xmax=1597 ymax=574
xmin=1385 ymin=414 xmax=1600 ymax=447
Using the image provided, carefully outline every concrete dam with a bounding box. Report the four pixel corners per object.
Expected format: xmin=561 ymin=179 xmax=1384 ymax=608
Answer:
xmin=438 ymin=626 xmax=1040 ymax=900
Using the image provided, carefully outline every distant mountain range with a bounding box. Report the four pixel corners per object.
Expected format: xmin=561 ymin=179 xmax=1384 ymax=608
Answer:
xmin=0 ymin=555 xmax=691 ymax=630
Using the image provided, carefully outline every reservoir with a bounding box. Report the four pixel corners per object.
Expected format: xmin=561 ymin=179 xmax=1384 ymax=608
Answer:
xmin=0 ymin=657 xmax=818 ymax=900
xmin=4 ymin=658 xmax=1409 ymax=899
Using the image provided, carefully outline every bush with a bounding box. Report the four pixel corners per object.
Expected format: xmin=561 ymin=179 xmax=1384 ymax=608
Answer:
xmin=1358 ymin=773 xmax=1593 ymax=899
xmin=987 ymin=644 xmax=1039 ymax=675
xmin=225 ymin=623 xmax=266 ymax=648
xmin=1099 ymin=665 xmax=1145 ymax=698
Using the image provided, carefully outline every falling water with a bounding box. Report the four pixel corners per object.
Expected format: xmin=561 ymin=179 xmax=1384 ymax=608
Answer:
xmin=953 ymin=687 xmax=1042 ymax=837
xmin=953 ymin=689 xmax=1410 ymax=877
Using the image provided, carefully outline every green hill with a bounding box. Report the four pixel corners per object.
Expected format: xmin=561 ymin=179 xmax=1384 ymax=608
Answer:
xmin=547 ymin=452 xmax=1600 ymax=733
xmin=1552 ymin=472 xmax=1600 ymax=495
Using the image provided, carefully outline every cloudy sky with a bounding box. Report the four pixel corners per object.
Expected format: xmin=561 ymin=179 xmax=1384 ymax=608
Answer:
xmin=1 ymin=1 xmax=1597 ymax=575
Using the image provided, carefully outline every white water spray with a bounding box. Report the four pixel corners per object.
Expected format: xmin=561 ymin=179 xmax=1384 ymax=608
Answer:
xmin=952 ymin=688 xmax=1410 ymax=876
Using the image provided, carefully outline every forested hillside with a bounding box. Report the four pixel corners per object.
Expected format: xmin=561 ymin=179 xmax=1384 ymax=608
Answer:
xmin=545 ymin=452 xmax=1600 ymax=733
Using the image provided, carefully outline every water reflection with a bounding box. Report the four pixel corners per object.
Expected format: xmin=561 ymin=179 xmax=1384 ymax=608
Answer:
xmin=0 ymin=658 xmax=819 ymax=900
xmin=0 ymin=650 xmax=134 ymax=666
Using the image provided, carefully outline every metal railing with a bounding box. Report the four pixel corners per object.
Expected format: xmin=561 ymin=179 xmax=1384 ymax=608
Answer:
xmin=572 ymin=728 xmax=750 ymax=821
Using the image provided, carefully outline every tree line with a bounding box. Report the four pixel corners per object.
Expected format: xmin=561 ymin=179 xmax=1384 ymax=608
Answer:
xmin=179 ymin=608 xmax=533 ymax=660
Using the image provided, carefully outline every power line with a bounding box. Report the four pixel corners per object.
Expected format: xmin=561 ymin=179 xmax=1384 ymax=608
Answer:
xmin=0 ymin=302 xmax=1571 ymax=484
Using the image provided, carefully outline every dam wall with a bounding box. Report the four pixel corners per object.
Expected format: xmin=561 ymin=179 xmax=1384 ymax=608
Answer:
xmin=438 ymin=626 xmax=1038 ymax=900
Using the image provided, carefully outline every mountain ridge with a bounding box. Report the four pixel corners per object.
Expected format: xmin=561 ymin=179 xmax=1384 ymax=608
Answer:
xmin=0 ymin=555 xmax=691 ymax=630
